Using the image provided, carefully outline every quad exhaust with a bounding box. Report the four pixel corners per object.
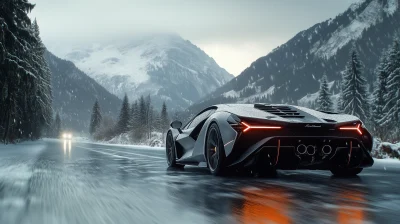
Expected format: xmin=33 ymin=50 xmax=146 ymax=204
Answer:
xmin=296 ymin=144 xmax=307 ymax=155
xmin=322 ymin=145 xmax=332 ymax=155
xmin=306 ymin=145 xmax=316 ymax=155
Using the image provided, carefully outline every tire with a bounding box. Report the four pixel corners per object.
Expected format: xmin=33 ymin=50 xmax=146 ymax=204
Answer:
xmin=330 ymin=167 xmax=363 ymax=176
xmin=206 ymin=123 xmax=226 ymax=176
xmin=166 ymin=131 xmax=184 ymax=168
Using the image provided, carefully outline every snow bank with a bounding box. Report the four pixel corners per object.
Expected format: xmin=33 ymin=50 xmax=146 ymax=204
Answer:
xmin=79 ymin=132 xmax=165 ymax=150
xmin=372 ymin=139 xmax=400 ymax=160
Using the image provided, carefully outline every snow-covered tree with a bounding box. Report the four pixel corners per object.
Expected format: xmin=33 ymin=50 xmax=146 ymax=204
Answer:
xmin=380 ymin=41 xmax=400 ymax=140
xmin=336 ymin=80 xmax=344 ymax=113
xmin=341 ymin=48 xmax=370 ymax=122
xmin=0 ymin=1 xmax=53 ymax=142
xmin=316 ymin=75 xmax=333 ymax=112
xmin=160 ymin=102 xmax=170 ymax=134
xmin=129 ymin=100 xmax=142 ymax=140
xmin=372 ymin=50 xmax=389 ymax=139
xmin=93 ymin=116 xmax=115 ymax=141
xmin=89 ymin=100 xmax=102 ymax=136
xmin=115 ymin=94 xmax=130 ymax=135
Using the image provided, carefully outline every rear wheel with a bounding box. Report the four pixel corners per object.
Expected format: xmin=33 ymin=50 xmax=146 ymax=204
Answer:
xmin=166 ymin=132 xmax=184 ymax=168
xmin=330 ymin=167 xmax=363 ymax=176
xmin=206 ymin=123 xmax=226 ymax=176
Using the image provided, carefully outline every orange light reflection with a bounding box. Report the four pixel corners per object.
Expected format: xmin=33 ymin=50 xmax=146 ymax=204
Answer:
xmin=337 ymin=190 xmax=366 ymax=224
xmin=238 ymin=187 xmax=291 ymax=224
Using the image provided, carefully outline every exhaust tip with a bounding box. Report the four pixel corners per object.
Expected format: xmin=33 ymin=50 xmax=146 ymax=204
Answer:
xmin=306 ymin=145 xmax=316 ymax=155
xmin=322 ymin=145 xmax=332 ymax=155
xmin=297 ymin=144 xmax=307 ymax=155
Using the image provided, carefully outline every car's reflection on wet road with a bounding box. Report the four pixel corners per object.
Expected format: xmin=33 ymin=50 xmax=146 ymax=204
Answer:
xmin=0 ymin=139 xmax=399 ymax=224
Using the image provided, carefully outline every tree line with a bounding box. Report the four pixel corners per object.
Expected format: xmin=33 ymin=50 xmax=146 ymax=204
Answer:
xmin=316 ymin=41 xmax=400 ymax=142
xmin=89 ymin=94 xmax=170 ymax=143
xmin=0 ymin=1 xmax=53 ymax=143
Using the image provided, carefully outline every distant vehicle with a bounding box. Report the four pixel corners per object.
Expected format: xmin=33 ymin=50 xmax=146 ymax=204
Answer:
xmin=62 ymin=132 xmax=73 ymax=140
xmin=166 ymin=104 xmax=374 ymax=176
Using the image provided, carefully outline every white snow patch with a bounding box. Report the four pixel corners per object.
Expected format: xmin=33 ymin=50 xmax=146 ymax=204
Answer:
xmin=350 ymin=0 xmax=366 ymax=11
xmin=238 ymin=85 xmax=275 ymax=103
xmin=77 ymin=134 xmax=165 ymax=150
xmin=374 ymin=158 xmax=400 ymax=164
xmin=297 ymin=92 xmax=319 ymax=109
xmin=223 ymin=90 xmax=240 ymax=98
xmin=384 ymin=0 xmax=399 ymax=15
xmin=311 ymin=0 xmax=383 ymax=59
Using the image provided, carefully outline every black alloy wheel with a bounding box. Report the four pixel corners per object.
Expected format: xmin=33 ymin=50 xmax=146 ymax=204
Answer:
xmin=166 ymin=131 xmax=184 ymax=168
xmin=206 ymin=123 xmax=225 ymax=175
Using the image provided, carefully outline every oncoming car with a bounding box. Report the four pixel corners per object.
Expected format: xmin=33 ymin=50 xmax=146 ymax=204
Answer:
xmin=165 ymin=104 xmax=374 ymax=176
xmin=62 ymin=132 xmax=73 ymax=140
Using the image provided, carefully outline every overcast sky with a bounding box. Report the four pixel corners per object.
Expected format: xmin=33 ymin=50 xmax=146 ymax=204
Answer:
xmin=29 ymin=0 xmax=357 ymax=76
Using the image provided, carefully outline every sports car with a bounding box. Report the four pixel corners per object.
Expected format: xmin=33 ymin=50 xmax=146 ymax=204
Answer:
xmin=166 ymin=104 xmax=374 ymax=176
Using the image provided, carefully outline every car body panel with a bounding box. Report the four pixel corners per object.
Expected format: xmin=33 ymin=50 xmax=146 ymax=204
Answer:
xmin=168 ymin=104 xmax=374 ymax=171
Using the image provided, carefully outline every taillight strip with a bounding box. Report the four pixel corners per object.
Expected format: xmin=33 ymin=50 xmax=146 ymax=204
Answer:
xmin=339 ymin=124 xmax=362 ymax=135
xmin=241 ymin=122 xmax=282 ymax=133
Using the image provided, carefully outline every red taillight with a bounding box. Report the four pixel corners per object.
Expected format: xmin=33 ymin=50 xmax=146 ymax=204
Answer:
xmin=241 ymin=122 xmax=282 ymax=133
xmin=339 ymin=124 xmax=362 ymax=135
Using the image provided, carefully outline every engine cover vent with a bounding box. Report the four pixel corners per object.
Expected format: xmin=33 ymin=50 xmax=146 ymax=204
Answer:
xmin=254 ymin=104 xmax=305 ymax=118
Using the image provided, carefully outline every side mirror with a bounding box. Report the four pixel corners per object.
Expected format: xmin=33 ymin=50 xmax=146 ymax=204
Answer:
xmin=170 ymin=120 xmax=183 ymax=133
xmin=170 ymin=120 xmax=182 ymax=129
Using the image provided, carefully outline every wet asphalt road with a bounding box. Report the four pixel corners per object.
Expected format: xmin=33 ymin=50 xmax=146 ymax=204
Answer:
xmin=0 ymin=139 xmax=400 ymax=224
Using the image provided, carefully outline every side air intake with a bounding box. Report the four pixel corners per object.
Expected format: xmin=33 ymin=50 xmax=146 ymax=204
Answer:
xmin=254 ymin=104 xmax=305 ymax=118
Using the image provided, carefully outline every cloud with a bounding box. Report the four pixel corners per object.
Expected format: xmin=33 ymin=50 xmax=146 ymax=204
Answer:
xmin=29 ymin=0 xmax=356 ymax=75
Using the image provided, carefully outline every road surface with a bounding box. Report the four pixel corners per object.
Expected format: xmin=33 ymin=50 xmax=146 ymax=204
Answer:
xmin=0 ymin=139 xmax=399 ymax=224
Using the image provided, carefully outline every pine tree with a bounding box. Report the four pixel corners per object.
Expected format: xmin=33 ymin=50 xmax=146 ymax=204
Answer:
xmin=115 ymin=94 xmax=131 ymax=135
xmin=316 ymin=75 xmax=333 ymax=112
xmin=337 ymin=80 xmax=344 ymax=113
xmin=128 ymin=100 xmax=138 ymax=129
xmin=89 ymin=100 xmax=102 ymax=136
xmin=341 ymin=48 xmax=370 ymax=122
xmin=372 ymin=50 xmax=389 ymax=139
xmin=145 ymin=95 xmax=152 ymax=139
xmin=0 ymin=2 xmax=53 ymax=142
xmin=54 ymin=113 xmax=62 ymax=138
xmin=160 ymin=102 xmax=170 ymax=134
xmin=30 ymin=19 xmax=53 ymax=139
xmin=380 ymin=41 xmax=400 ymax=140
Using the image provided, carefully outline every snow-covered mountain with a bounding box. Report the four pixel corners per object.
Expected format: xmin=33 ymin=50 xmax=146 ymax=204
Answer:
xmin=62 ymin=34 xmax=233 ymax=110
xmin=45 ymin=51 xmax=121 ymax=132
xmin=188 ymin=0 xmax=399 ymax=113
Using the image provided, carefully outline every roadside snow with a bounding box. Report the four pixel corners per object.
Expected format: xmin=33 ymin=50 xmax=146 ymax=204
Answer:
xmin=374 ymin=158 xmax=400 ymax=164
xmin=78 ymin=140 xmax=164 ymax=151
xmin=372 ymin=139 xmax=400 ymax=159
xmin=75 ymin=133 xmax=165 ymax=151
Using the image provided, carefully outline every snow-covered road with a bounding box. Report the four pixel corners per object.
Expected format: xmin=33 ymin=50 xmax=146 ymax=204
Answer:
xmin=0 ymin=139 xmax=399 ymax=224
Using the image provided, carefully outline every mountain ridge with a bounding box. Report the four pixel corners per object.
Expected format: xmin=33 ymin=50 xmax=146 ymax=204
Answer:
xmin=45 ymin=51 xmax=122 ymax=132
xmin=62 ymin=33 xmax=233 ymax=110
xmin=187 ymin=0 xmax=399 ymax=115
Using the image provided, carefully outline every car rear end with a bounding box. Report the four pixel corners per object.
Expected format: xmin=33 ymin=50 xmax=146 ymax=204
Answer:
xmin=224 ymin=104 xmax=374 ymax=171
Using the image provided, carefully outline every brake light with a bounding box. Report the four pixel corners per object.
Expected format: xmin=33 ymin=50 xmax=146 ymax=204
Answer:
xmin=241 ymin=122 xmax=282 ymax=133
xmin=339 ymin=124 xmax=362 ymax=135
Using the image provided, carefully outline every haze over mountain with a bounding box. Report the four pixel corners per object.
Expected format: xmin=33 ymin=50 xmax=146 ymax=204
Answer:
xmin=45 ymin=51 xmax=121 ymax=132
xmin=188 ymin=0 xmax=399 ymax=113
xmin=62 ymin=34 xmax=233 ymax=110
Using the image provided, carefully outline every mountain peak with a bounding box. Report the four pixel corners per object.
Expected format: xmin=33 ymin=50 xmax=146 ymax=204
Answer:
xmin=63 ymin=33 xmax=233 ymax=110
